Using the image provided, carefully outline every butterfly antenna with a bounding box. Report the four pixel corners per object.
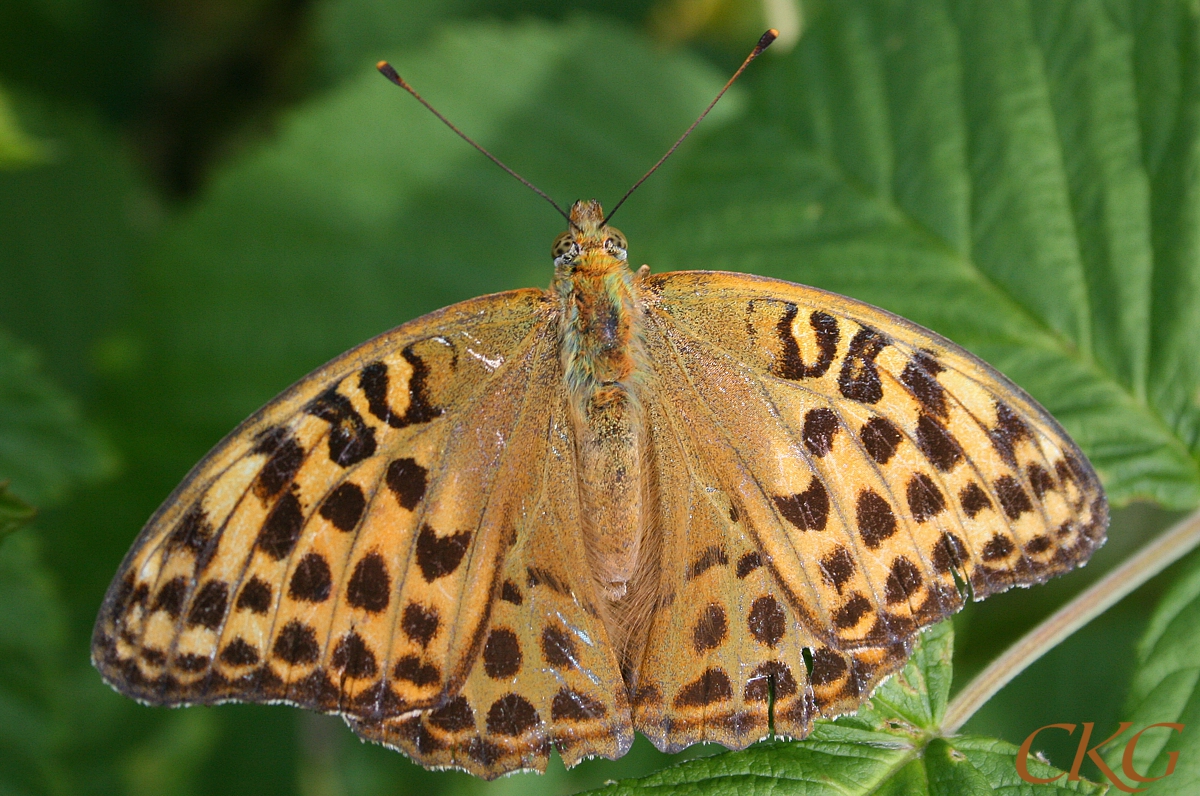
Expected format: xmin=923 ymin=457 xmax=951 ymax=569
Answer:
xmin=377 ymin=61 xmax=573 ymax=225
xmin=602 ymin=29 xmax=778 ymax=226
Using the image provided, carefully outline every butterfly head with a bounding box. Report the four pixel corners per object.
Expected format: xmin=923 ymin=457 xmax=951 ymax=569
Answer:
xmin=552 ymin=200 xmax=628 ymax=270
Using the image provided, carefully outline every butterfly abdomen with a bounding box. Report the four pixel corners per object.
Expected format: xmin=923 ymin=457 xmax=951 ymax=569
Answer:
xmin=559 ymin=269 xmax=651 ymax=600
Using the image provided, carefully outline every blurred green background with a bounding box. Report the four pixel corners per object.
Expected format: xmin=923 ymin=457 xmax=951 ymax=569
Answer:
xmin=3 ymin=0 xmax=1200 ymax=793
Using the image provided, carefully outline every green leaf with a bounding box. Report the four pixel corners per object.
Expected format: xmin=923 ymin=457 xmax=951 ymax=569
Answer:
xmin=649 ymin=0 xmax=1200 ymax=509
xmin=0 ymin=481 xmax=35 ymax=541
xmin=588 ymin=623 xmax=1105 ymax=795
xmin=0 ymin=83 xmax=46 ymax=168
xmin=0 ymin=529 xmax=68 ymax=796
xmin=0 ymin=92 xmax=154 ymax=393
xmin=1105 ymin=548 xmax=1200 ymax=793
xmin=0 ymin=327 xmax=114 ymax=506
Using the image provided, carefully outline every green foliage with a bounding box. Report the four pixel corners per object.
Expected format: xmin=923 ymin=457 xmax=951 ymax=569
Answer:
xmin=1105 ymin=548 xmax=1200 ymax=793
xmin=0 ymin=530 xmax=69 ymax=796
xmin=0 ymin=84 xmax=46 ymax=168
xmin=589 ymin=624 xmax=1103 ymax=795
xmin=1 ymin=0 xmax=1200 ymax=794
xmin=0 ymin=482 xmax=36 ymax=542
xmin=0 ymin=328 xmax=114 ymax=506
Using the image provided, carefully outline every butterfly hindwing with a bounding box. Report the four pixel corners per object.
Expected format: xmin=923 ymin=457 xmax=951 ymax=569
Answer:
xmin=632 ymin=391 xmax=820 ymax=750
xmin=348 ymin=332 xmax=634 ymax=777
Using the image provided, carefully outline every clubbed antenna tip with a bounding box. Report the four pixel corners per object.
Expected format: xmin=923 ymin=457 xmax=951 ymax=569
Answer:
xmin=601 ymin=30 xmax=779 ymax=225
xmin=376 ymin=60 xmax=571 ymax=223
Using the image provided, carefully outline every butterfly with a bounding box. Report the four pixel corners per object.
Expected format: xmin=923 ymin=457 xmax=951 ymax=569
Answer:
xmin=92 ymin=32 xmax=1107 ymax=780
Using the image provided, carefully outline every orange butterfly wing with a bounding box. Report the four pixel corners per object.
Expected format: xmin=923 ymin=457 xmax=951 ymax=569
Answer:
xmin=92 ymin=288 xmax=632 ymax=777
xmin=626 ymin=271 xmax=1105 ymax=751
xmin=93 ymin=268 xmax=1106 ymax=778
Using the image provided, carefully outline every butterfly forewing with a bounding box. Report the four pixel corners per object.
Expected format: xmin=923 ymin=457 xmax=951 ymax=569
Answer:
xmin=92 ymin=289 xmax=551 ymax=712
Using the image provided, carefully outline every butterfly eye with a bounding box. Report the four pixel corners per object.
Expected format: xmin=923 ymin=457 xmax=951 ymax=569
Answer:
xmin=552 ymin=233 xmax=581 ymax=266
xmin=604 ymin=229 xmax=628 ymax=260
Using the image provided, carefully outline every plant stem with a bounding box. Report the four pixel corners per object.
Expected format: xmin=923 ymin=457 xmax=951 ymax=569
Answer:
xmin=942 ymin=506 xmax=1200 ymax=735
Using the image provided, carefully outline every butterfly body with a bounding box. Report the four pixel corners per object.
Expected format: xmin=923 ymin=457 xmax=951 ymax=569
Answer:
xmin=93 ymin=201 xmax=1106 ymax=779
xmin=555 ymin=200 xmax=650 ymax=607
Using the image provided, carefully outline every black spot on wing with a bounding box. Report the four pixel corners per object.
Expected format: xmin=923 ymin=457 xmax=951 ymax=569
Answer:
xmin=995 ymin=476 xmax=1033 ymax=519
xmin=744 ymin=660 xmax=797 ymax=702
xmin=486 ymin=693 xmax=539 ymax=736
xmin=748 ymin=596 xmax=785 ymax=647
xmin=252 ymin=426 xmax=289 ymax=455
xmin=359 ymin=346 xmax=444 ymax=429
xmin=541 ymin=626 xmax=576 ymax=668
xmin=393 ymin=655 xmax=440 ymax=687
xmin=915 ymin=414 xmax=962 ymax=472
xmin=774 ymin=479 xmax=829 ymax=531
xmin=810 ymin=648 xmax=847 ymax=685
xmin=186 ymin=581 xmax=228 ymax=629
xmin=254 ymin=436 xmax=305 ymax=500
xmin=833 ymin=593 xmax=872 ymax=629
xmin=552 ymin=688 xmax=607 ymax=722
xmin=687 ymin=545 xmax=728 ymax=580
xmin=736 ymin=552 xmax=762 ymax=579
xmin=931 ymin=532 xmax=967 ymax=574
xmin=526 ymin=567 xmax=570 ymax=594
xmin=982 ymin=533 xmax=1015 ymax=561
xmin=347 ymin=552 xmax=391 ymax=613
xmin=332 ymin=632 xmax=377 ymax=679
xmin=1026 ymin=535 xmax=1053 ymax=554
xmin=900 ymin=353 xmax=947 ymax=417
xmin=385 ymin=458 xmax=428 ymax=511
xmin=857 ymin=490 xmax=897 ymax=548
xmin=236 ymin=577 xmax=272 ymax=614
xmin=166 ymin=504 xmax=217 ymax=570
xmin=692 ymin=604 xmax=728 ymax=652
xmin=802 ymin=407 xmax=840 ymax=457
xmin=820 ymin=546 xmax=856 ymax=593
xmin=838 ymin=327 xmax=888 ymax=404
xmin=401 ymin=602 xmax=439 ymax=647
xmin=861 ymin=416 xmax=903 ymax=464
xmin=773 ymin=306 xmax=840 ymax=380
xmin=320 ymin=483 xmax=366 ymax=531
xmin=427 ymin=696 xmax=473 ymax=731
xmin=907 ymin=474 xmax=946 ymax=523
xmin=1027 ymin=464 xmax=1055 ymax=499
xmin=257 ymin=490 xmax=305 ymax=560
xmin=273 ymin=621 xmax=320 ymax=665
xmin=674 ymin=668 xmax=733 ymax=707
xmin=154 ymin=577 xmax=187 ymax=618
xmin=288 ymin=553 xmax=332 ymax=603
xmin=220 ymin=638 xmax=259 ymax=666
xmin=960 ymin=482 xmax=992 ymax=518
xmin=500 ymin=580 xmax=523 ymax=605
xmin=884 ymin=557 xmax=923 ymax=604
xmin=305 ymin=389 xmax=377 ymax=467
xmin=483 ymin=628 xmax=522 ymax=679
xmin=988 ymin=402 xmax=1030 ymax=466
xmin=415 ymin=525 xmax=471 ymax=582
